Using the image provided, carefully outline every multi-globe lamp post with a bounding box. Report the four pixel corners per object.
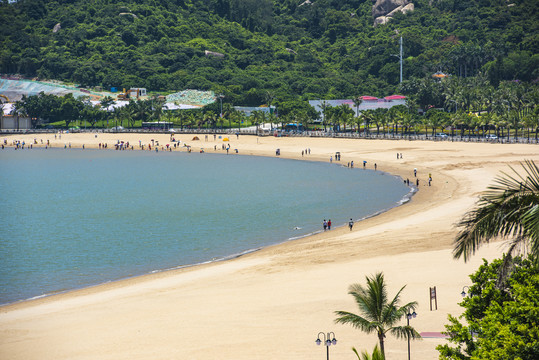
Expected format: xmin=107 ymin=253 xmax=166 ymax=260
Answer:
xmin=407 ymin=311 xmax=417 ymax=360
xmin=315 ymin=331 xmax=337 ymax=360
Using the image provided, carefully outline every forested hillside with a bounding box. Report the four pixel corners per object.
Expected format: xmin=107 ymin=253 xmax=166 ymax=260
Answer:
xmin=0 ymin=0 xmax=537 ymax=106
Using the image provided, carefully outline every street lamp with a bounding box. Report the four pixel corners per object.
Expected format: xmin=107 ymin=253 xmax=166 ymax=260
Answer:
xmin=315 ymin=331 xmax=337 ymax=360
xmin=461 ymin=286 xmax=470 ymax=297
xmin=407 ymin=311 xmax=417 ymax=360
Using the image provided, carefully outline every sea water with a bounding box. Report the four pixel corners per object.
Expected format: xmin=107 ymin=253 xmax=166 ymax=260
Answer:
xmin=0 ymin=149 xmax=410 ymax=304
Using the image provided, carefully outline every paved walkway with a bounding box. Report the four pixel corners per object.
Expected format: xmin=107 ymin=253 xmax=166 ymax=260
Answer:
xmin=420 ymin=332 xmax=449 ymax=338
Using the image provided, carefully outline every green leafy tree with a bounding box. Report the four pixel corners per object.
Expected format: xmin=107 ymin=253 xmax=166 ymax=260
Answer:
xmin=437 ymin=255 xmax=539 ymax=360
xmin=59 ymin=93 xmax=83 ymax=128
xmin=335 ymin=272 xmax=421 ymax=358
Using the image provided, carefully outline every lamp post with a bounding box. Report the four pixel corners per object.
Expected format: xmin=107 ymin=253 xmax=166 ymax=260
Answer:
xmin=461 ymin=286 xmax=470 ymax=297
xmin=391 ymin=36 xmax=403 ymax=83
xmin=407 ymin=311 xmax=417 ymax=360
xmin=315 ymin=332 xmax=337 ymax=360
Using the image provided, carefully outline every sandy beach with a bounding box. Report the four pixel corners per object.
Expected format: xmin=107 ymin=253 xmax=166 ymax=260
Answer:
xmin=1 ymin=132 xmax=537 ymax=360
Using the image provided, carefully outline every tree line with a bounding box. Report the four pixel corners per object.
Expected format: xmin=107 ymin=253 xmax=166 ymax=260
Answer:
xmin=8 ymin=74 xmax=537 ymax=141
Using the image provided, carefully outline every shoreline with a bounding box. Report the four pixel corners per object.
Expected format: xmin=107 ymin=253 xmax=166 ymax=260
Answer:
xmin=1 ymin=133 xmax=538 ymax=360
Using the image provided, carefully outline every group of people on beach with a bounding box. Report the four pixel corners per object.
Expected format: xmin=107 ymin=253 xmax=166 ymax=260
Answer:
xmin=323 ymin=219 xmax=331 ymax=230
xmin=323 ymin=218 xmax=355 ymax=231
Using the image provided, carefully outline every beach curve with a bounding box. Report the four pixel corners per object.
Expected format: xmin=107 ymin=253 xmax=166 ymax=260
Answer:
xmin=1 ymin=132 xmax=537 ymax=360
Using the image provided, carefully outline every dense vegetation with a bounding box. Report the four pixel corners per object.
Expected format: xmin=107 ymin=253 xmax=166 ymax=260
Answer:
xmin=1 ymin=0 xmax=538 ymax=106
xmin=438 ymin=255 xmax=539 ymax=359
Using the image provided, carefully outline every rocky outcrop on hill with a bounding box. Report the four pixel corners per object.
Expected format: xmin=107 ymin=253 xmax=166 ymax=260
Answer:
xmin=372 ymin=0 xmax=414 ymax=26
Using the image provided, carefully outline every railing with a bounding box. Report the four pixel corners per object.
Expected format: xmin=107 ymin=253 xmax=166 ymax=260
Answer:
xmin=1 ymin=128 xmax=537 ymax=144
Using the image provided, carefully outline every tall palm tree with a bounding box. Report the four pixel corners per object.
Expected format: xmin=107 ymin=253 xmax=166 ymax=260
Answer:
xmin=335 ymin=272 xmax=421 ymax=358
xmin=360 ymin=110 xmax=374 ymax=136
xmin=250 ymin=110 xmax=263 ymax=134
xmin=321 ymin=100 xmax=329 ymax=132
xmin=453 ymin=160 xmax=539 ymax=264
xmin=12 ymin=100 xmax=27 ymax=131
xmin=353 ymin=96 xmax=363 ymax=120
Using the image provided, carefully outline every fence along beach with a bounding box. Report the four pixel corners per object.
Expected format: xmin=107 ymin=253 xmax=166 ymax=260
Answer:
xmin=0 ymin=132 xmax=538 ymax=360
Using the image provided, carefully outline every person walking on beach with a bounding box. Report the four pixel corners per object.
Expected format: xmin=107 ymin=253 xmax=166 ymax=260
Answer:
xmin=328 ymin=219 xmax=332 ymax=230
xmin=349 ymin=218 xmax=354 ymax=231
xmin=414 ymin=168 xmax=417 ymax=177
xmin=374 ymin=163 xmax=377 ymax=171
xmin=323 ymin=220 xmax=327 ymax=231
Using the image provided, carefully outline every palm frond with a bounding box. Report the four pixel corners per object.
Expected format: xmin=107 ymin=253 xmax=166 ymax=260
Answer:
xmin=334 ymin=311 xmax=377 ymax=333
xmin=389 ymin=325 xmax=422 ymax=340
xmin=453 ymin=160 xmax=539 ymax=262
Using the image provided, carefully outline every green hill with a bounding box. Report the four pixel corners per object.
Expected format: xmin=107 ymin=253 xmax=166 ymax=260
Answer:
xmin=0 ymin=0 xmax=537 ymax=106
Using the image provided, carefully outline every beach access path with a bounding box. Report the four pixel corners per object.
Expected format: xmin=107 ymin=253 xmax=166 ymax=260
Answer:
xmin=1 ymin=133 xmax=537 ymax=360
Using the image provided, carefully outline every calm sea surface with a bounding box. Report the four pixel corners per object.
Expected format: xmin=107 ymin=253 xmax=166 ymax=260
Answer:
xmin=0 ymin=148 xmax=409 ymax=304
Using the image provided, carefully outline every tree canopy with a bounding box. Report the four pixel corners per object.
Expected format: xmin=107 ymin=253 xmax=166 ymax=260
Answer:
xmin=438 ymin=255 xmax=539 ymax=360
xmin=1 ymin=0 xmax=537 ymax=105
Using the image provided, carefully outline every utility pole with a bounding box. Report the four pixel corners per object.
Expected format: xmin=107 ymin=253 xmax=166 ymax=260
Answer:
xmin=391 ymin=36 xmax=403 ymax=83
xmin=399 ymin=36 xmax=403 ymax=83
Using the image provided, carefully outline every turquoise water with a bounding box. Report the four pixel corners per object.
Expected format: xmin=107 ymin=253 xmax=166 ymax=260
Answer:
xmin=0 ymin=149 xmax=410 ymax=304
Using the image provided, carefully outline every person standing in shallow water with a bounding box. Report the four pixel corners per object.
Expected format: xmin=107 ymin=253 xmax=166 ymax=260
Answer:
xmin=323 ymin=220 xmax=328 ymax=231
xmin=327 ymin=219 xmax=332 ymax=230
xmin=349 ymin=218 xmax=354 ymax=231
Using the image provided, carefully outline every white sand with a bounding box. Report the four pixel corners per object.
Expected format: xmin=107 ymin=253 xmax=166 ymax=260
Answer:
xmin=1 ymin=132 xmax=537 ymax=359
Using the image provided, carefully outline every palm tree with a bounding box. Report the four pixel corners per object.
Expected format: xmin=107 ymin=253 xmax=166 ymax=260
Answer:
xmin=100 ymin=96 xmax=115 ymax=111
xmin=321 ymin=100 xmax=329 ymax=132
xmin=399 ymin=112 xmax=414 ymax=138
xmin=250 ymin=110 xmax=264 ymax=134
xmin=371 ymin=109 xmax=387 ymax=136
xmin=352 ymin=344 xmax=384 ymax=360
xmin=353 ymin=96 xmax=363 ymax=122
xmin=335 ymin=272 xmax=421 ymax=358
xmin=360 ymin=110 xmax=374 ymax=136
xmin=12 ymin=100 xmax=27 ymax=131
xmin=453 ymin=160 xmax=539 ymax=264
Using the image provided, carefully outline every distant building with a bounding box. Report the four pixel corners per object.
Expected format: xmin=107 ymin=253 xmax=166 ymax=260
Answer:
xmin=234 ymin=106 xmax=276 ymax=117
xmin=308 ymin=95 xmax=407 ymax=119
xmin=1 ymin=103 xmax=32 ymax=130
